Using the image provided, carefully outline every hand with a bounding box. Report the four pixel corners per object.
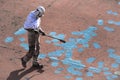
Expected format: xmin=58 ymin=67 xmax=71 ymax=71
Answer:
xmin=41 ymin=32 xmax=46 ymax=36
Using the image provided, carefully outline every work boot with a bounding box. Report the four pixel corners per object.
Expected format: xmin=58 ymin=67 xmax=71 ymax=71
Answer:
xmin=32 ymin=62 xmax=43 ymax=69
xmin=21 ymin=58 xmax=27 ymax=68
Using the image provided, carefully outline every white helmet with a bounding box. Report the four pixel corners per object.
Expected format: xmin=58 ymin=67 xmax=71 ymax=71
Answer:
xmin=37 ymin=6 xmax=45 ymax=14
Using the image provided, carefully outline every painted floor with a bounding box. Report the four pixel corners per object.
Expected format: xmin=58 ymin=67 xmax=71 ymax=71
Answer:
xmin=0 ymin=0 xmax=120 ymax=80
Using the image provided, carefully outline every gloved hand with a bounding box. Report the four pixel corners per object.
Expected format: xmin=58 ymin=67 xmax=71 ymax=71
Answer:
xmin=38 ymin=28 xmax=46 ymax=36
xmin=41 ymin=32 xmax=46 ymax=36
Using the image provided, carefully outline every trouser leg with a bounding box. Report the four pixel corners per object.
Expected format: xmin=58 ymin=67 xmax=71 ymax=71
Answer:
xmin=33 ymin=33 xmax=40 ymax=63
xmin=22 ymin=31 xmax=36 ymax=63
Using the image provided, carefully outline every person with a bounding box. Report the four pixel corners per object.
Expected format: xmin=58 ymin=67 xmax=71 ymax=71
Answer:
xmin=21 ymin=6 xmax=46 ymax=68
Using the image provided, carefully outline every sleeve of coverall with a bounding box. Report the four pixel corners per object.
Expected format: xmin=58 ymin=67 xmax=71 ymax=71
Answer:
xmin=26 ymin=14 xmax=39 ymax=29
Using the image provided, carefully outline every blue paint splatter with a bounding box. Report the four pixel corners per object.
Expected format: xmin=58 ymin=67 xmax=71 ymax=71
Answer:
xmin=51 ymin=61 xmax=59 ymax=67
xmin=49 ymin=57 xmax=59 ymax=62
xmin=103 ymin=67 xmax=109 ymax=71
xmin=107 ymin=48 xmax=115 ymax=54
xmin=93 ymin=42 xmax=101 ymax=49
xmin=20 ymin=43 xmax=29 ymax=50
xmin=114 ymin=22 xmax=120 ymax=26
xmin=19 ymin=37 xmax=25 ymax=42
xmin=48 ymin=50 xmax=64 ymax=57
xmin=65 ymin=76 xmax=72 ymax=79
xmin=111 ymin=75 xmax=118 ymax=79
xmin=86 ymin=57 xmax=96 ymax=63
xmin=51 ymin=39 xmax=59 ymax=43
xmin=57 ymin=68 xmax=64 ymax=71
xmin=98 ymin=19 xmax=104 ymax=25
xmin=104 ymin=26 xmax=114 ymax=32
xmin=78 ymin=48 xmax=84 ymax=53
xmin=104 ymin=71 xmax=112 ymax=75
xmin=111 ymin=63 xmax=119 ymax=68
xmin=54 ymin=69 xmax=61 ymax=74
xmin=88 ymin=67 xmax=101 ymax=73
xmin=62 ymin=58 xmax=85 ymax=68
xmin=38 ymin=54 xmax=46 ymax=59
xmin=86 ymin=72 xmax=94 ymax=77
xmin=98 ymin=61 xmax=104 ymax=68
xmin=49 ymin=32 xmax=57 ymax=36
xmin=76 ymin=77 xmax=83 ymax=80
xmin=108 ymin=20 xmax=115 ymax=24
xmin=106 ymin=74 xmax=118 ymax=80
xmin=5 ymin=37 xmax=14 ymax=43
xmin=14 ymin=28 xmax=27 ymax=35
xmin=67 ymin=65 xmax=83 ymax=76
xmin=107 ymin=10 xmax=118 ymax=16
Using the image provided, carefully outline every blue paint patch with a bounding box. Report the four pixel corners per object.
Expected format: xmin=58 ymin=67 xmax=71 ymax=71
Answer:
xmin=54 ymin=70 xmax=61 ymax=74
xmin=49 ymin=57 xmax=60 ymax=62
xmin=107 ymin=10 xmax=118 ymax=16
xmin=14 ymin=28 xmax=27 ymax=35
xmin=76 ymin=77 xmax=83 ymax=80
xmin=55 ymin=68 xmax=64 ymax=74
xmin=19 ymin=37 xmax=25 ymax=42
xmin=111 ymin=75 xmax=118 ymax=79
xmin=51 ymin=62 xmax=59 ymax=67
xmin=93 ymin=42 xmax=101 ymax=49
xmin=71 ymin=31 xmax=84 ymax=36
xmin=5 ymin=37 xmax=14 ymax=43
xmin=98 ymin=61 xmax=104 ymax=68
xmin=67 ymin=66 xmax=83 ymax=76
xmin=60 ymin=41 xmax=77 ymax=50
xmin=49 ymin=32 xmax=57 ymax=36
xmin=107 ymin=48 xmax=115 ymax=54
xmin=51 ymin=39 xmax=59 ymax=43
xmin=88 ymin=67 xmax=101 ymax=73
xmin=104 ymin=71 xmax=112 ymax=75
xmin=20 ymin=43 xmax=29 ymax=50
xmin=62 ymin=58 xmax=85 ymax=68
xmin=106 ymin=75 xmax=118 ymax=80
xmin=106 ymin=76 xmax=112 ymax=80
xmin=104 ymin=26 xmax=114 ymax=32
xmin=86 ymin=72 xmax=93 ymax=77
xmin=103 ymin=67 xmax=109 ymax=71
xmin=111 ymin=63 xmax=119 ymax=68
xmin=65 ymin=76 xmax=72 ymax=79
xmin=107 ymin=49 xmax=120 ymax=63
xmin=38 ymin=54 xmax=46 ymax=59
xmin=65 ymin=50 xmax=73 ymax=58
xmin=53 ymin=43 xmax=61 ymax=46
xmin=78 ymin=48 xmax=84 ymax=53
xmin=57 ymin=68 xmax=64 ymax=71
xmin=83 ymin=43 xmax=89 ymax=48
xmin=108 ymin=20 xmax=115 ymax=24
xmin=114 ymin=22 xmax=120 ymax=26
xmin=115 ymin=58 xmax=120 ymax=64
xmin=86 ymin=57 xmax=96 ymax=63
xmin=56 ymin=34 xmax=65 ymax=39
xmin=48 ymin=50 xmax=64 ymax=57
xmin=98 ymin=19 xmax=104 ymax=25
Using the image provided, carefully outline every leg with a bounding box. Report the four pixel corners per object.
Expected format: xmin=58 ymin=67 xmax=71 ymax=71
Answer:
xmin=33 ymin=32 xmax=40 ymax=64
xmin=21 ymin=31 xmax=36 ymax=67
xmin=32 ymin=33 xmax=43 ymax=69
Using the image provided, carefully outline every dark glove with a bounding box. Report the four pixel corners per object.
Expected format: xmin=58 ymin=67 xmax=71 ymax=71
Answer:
xmin=41 ymin=32 xmax=46 ymax=36
xmin=38 ymin=29 xmax=46 ymax=36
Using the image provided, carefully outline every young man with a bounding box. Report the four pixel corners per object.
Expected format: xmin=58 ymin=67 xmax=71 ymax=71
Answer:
xmin=21 ymin=6 xmax=46 ymax=68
